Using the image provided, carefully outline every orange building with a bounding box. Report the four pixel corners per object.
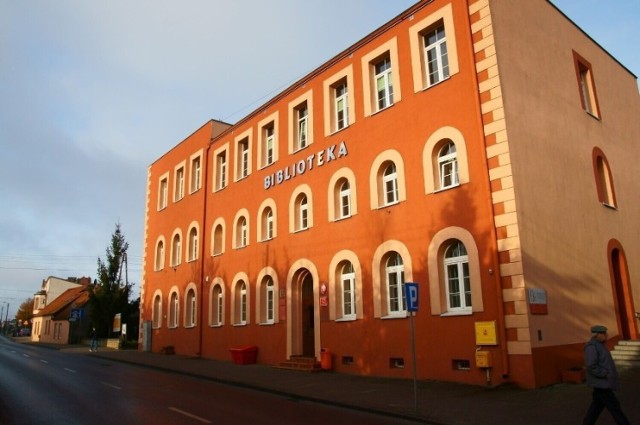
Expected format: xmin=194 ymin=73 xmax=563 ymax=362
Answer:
xmin=140 ymin=0 xmax=640 ymax=388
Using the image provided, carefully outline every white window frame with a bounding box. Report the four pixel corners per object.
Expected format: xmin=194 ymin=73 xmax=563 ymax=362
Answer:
xmin=158 ymin=173 xmax=169 ymax=210
xmin=174 ymin=164 xmax=185 ymax=202
xmin=374 ymin=57 xmax=394 ymax=111
xmin=170 ymin=233 xmax=181 ymax=267
xmin=258 ymin=112 xmax=279 ymax=168
xmin=297 ymin=104 xmax=308 ymax=151
xmin=152 ymin=294 xmax=162 ymax=328
xmin=210 ymin=283 xmax=224 ymax=327
xmin=444 ymin=241 xmax=471 ymax=312
xmin=264 ymin=208 xmax=274 ymax=240
xmin=298 ymin=195 xmax=309 ymax=231
xmin=339 ymin=180 xmax=351 ymax=219
xmin=341 ymin=262 xmax=356 ymax=320
xmin=214 ymin=144 xmax=229 ymax=192
xmin=383 ymin=163 xmax=399 ymax=206
xmin=423 ymin=24 xmax=449 ymax=87
xmin=237 ymin=281 xmax=247 ymax=326
xmin=189 ymin=151 xmax=203 ymax=194
xmin=335 ymin=82 xmax=349 ymax=131
xmin=187 ymin=227 xmax=198 ymax=262
xmin=154 ymin=239 xmax=164 ymax=271
xmin=235 ymin=215 xmax=248 ymax=249
xmin=185 ymin=288 xmax=196 ymax=328
xmin=438 ymin=142 xmax=459 ymax=189
xmin=288 ymin=91 xmax=314 ymax=154
xmin=386 ymin=253 xmax=406 ymax=316
xmin=169 ymin=291 xmax=179 ymax=328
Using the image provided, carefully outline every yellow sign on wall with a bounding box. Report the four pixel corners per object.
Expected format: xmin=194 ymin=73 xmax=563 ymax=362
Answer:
xmin=475 ymin=321 xmax=498 ymax=345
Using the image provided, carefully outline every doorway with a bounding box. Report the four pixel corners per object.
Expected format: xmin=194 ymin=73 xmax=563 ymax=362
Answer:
xmin=609 ymin=242 xmax=637 ymax=340
xmin=290 ymin=268 xmax=317 ymax=358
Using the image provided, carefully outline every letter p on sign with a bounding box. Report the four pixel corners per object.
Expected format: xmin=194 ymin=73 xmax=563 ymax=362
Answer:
xmin=405 ymin=282 xmax=419 ymax=312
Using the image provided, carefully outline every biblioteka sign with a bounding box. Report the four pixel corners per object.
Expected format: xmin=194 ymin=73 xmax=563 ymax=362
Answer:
xmin=264 ymin=141 xmax=348 ymax=190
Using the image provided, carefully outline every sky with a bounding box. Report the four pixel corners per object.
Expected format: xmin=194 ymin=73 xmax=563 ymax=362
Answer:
xmin=1 ymin=1 xmax=638 ymax=320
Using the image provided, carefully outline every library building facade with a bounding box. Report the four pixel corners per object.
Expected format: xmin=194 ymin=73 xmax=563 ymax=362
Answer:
xmin=140 ymin=0 xmax=640 ymax=388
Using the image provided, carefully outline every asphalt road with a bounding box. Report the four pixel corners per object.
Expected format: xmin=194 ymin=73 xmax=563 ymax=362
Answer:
xmin=0 ymin=339 xmax=423 ymax=425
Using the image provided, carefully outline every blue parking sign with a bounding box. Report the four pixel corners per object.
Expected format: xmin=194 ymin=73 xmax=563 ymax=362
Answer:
xmin=404 ymin=282 xmax=419 ymax=312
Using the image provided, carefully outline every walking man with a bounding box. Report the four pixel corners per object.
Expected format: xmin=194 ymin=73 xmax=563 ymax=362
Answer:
xmin=90 ymin=327 xmax=98 ymax=352
xmin=583 ymin=325 xmax=630 ymax=425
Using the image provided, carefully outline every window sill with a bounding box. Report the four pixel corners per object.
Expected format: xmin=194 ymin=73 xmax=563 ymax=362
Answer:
xmin=294 ymin=227 xmax=310 ymax=234
xmin=189 ymin=187 xmax=201 ymax=195
xmin=329 ymin=124 xmax=350 ymax=136
xmin=434 ymin=183 xmax=461 ymax=194
xmin=334 ymin=214 xmax=352 ymax=222
xmin=371 ymin=102 xmax=395 ymax=117
xmin=602 ymin=202 xmax=617 ymax=210
xmin=293 ymin=145 xmax=311 ymax=154
xmin=233 ymin=323 xmax=247 ymax=327
xmin=260 ymin=237 xmax=275 ymax=243
xmin=440 ymin=310 xmax=472 ymax=317
xmin=379 ymin=200 xmax=399 ymax=209
xmin=259 ymin=322 xmax=275 ymax=326
xmin=336 ymin=316 xmax=357 ymax=322
xmin=212 ymin=252 xmax=224 ymax=257
xmin=185 ymin=324 xmax=196 ymax=329
xmin=585 ymin=110 xmax=601 ymax=121
xmin=381 ymin=312 xmax=407 ymax=320
xmin=209 ymin=324 xmax=223 ymax=328
xmin=421 ymin=76 xmax=451 ymax=92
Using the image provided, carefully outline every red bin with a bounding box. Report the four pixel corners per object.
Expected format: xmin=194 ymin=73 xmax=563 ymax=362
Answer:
xmin=230 ymin=345 xmax=258 ymax=365
xmin=320 ymin=348 xmax=332 ymax=370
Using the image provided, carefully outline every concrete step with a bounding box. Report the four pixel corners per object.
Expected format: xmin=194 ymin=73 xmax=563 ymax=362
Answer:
xmin=276 ymin=356 xmax=322 ymax=372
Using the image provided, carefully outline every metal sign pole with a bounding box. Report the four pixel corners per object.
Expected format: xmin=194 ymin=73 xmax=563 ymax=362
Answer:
xmin=404 ymin=282 xmax=419 ymax=414
xmin=410 ymin=310 xmax=417 ymax=413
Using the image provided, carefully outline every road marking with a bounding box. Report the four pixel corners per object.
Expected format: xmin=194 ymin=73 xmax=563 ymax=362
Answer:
xmin=40 ymin=360 xmax=49 ymax=364
xmin=64 ymin=368 xmax=77 ymax=373
xmin=168 ymin=407 xmax=212 ymax=424
xmin=23 ymin=354 xmax=31 ymax=358
xmin=101 ymin=381 xmax=122 ymax=390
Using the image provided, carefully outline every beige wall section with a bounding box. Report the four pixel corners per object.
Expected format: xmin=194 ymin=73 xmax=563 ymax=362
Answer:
xmin=469 ymin=0 xmax=530 ymax=355
xmin=139 ymin=165 xmax=153 ymax=340
xmin=489 ymin=0 xmax=640 ymax=347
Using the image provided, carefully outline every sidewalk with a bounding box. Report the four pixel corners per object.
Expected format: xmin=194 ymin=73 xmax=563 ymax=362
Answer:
xmin=62 ymin=346 xmax=638 ymax=425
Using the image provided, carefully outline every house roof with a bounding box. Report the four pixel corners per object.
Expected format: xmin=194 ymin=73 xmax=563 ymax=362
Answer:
xmin=35 ymin=286 xmax=90 ymax=318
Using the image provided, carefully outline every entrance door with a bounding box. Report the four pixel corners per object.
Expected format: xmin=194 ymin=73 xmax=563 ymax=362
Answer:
xmin=610 ymin=246 xmax=637 ymax=340
xmin=301 ymin=274 xmax=315 ymax=356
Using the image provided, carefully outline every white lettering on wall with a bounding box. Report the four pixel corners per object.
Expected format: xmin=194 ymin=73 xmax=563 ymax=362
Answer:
xmin=264 ymin=141 xmax=348 ymax=190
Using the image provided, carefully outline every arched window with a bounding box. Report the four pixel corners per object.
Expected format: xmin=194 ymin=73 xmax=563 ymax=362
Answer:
xmin=236 ymin=217 xmax=248 ymax=248
xmin=155 ymin=239 xmax=164 ymax=271
xmin=296 ymin=194 xmax=309 ymax=231
xmin=170 ymin=233 xmax=181 ymax=267
xmin=385 ymin=253 xmax=406 ymax=315
xmin=438 ymin=141 xmax=459 ymax=189
xmin=382 ymin=163 xmax=398 ymax=206
xmin=212 ymin=222 xmax=224 ymax=256
xmin=235 ymin=281 xmax=248 ymax=325
xmin=262 ymin=207 xmax=274 ymax=241
xmin=593 ymin=148 xmax=617 ymax=208
xmin=152 ymin=293 xmax=162 ymax=328
xmin=289 ymin=185 xmax=314 ymax=233
xmin=185 ymin=287 xmax=196 ymax=327
xmin=187 ymin=227 xmax=198 ymax=262
xmin=210 ymin=283 xmax=224 ymax=327
xmin=338 ymin=179 xmax=351 ymax=219
xmin=259 ymin=276 xmax=275 ymax=324
xmin=444 ymin=241 xmax=470 ymax=312
xmin=341 ymin=262 xmax=356 ymax=319
xmin=169 ymin=291 xmax=179 ymax=328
